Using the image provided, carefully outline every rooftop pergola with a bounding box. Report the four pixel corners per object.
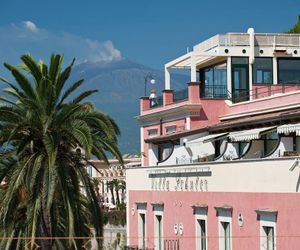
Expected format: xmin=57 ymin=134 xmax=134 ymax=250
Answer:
xmin=164 ymin=31 xmax=300 ymax=90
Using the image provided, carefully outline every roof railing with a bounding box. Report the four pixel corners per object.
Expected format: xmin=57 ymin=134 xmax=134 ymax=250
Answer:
xmin=194 ymin=33 xmax=300 ymax=52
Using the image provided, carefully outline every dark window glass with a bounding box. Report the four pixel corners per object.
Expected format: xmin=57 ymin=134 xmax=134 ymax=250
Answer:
xmin=158 ymin=143 xmax=174 ymax=162
xmin=198 ymin=219 xmax=207 ymax=250
xmin=263 ymin=226 xmax=275 ymax=250
xmin=253 ymin=58 xmax=273 ymax=84
xmin=231 ymin=57 xmax=249 ymax=103
xmin=232 ymin=57 xmax=248 ymax=65
xmin=221 ymin=221 xmax=231 ymax=250
xmin=278 ymin=58 xmax=300 ymax=84
xmin=200 ymin=62 xmax=227 ymax=98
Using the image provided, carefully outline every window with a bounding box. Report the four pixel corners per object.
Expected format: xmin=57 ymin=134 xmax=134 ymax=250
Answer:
xmin=200 ymin=62 xmax=227 ymax=98
xmin=196 ymin=219 xmax=207 ymax=250
xmin=194 ymin=206 xmax=208 ymax=250
xmin=166 ymin=125 xmax=176 ymax=134
xmin=278 ymin=58 xmax=300 ymax=84
xmin=231 ymin=57 xmax=249 ymax=103
xmin=139 ymin=213 xmax=146 ymax=248
xmin=156 ymin=215 xmax=163 ymax=250
xmin=153 ymin=203 xmax=164 ymax=250
xmin=256 ymin=209 xmax=277 ymax=250
xmin=263 ymin=226 xmax=275 ymax=250
xmin=216 ymin=207 xmax=232 ymax=250
xmin=137 ymin=203 xmax=147 ymax=249
xmin=261 ymin=132 xmax=279 ymax=156
xmin=221 ymin=222 xmax=231 ymax=250
xmin=158 ymin=143 xmax=174 ymax=162
xmin=148 ymin=129 xmax=158 ymax=137
xmin=253 ymin=58 xmax=273 ymax=84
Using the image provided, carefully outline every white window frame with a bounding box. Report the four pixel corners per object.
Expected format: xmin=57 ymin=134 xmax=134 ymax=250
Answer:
xmin=153 ymin=204 xmax=164 ymax=250
xmin=257 ymin=211 xmax=277 ymax=250
xmin=216 ymin=208 xmax=232 ymax=250
xmin=194 ymin=206 xmax=208 ymax=250
xmin=137 ymin=203 xmax=147 ymax=249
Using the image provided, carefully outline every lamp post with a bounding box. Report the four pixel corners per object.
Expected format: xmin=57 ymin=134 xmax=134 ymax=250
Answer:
xmin=144 ymin=73 xmax=156 ymax=96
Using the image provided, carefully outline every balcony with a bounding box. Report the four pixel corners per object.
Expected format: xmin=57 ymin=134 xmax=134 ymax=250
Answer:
xmin=173 ymin=88 xmax=188 ymax=102
xmin=200 ymin=85 xmax=229 ymax=99
xmin=152 ymin=123 xmax=300 ymax=167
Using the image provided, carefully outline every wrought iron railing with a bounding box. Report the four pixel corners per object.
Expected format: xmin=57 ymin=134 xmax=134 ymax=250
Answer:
xmin=231 ymin=84 xmax=300 ymax=103
xmin=231 ymin=89 xmax=249 ymax=103
xmin=164 ymin=239 xmax=180 ymax=250
xmin=150 ymin=96 xmax=163 ymax=108
xmin=200 ymin=85 xmax=229 ymax=99
xmin=173 ymin=89 xmax=188 ymax=102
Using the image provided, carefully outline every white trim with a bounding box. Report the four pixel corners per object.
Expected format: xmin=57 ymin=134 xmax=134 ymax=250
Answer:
xmin=141 ymin=127 xmax=144 ymax=167
xmin=165 ymin=52 xmax=192 ymax=68
xmin=249 ymin=63 xmax=253 ymax=100
xmin=191 ymin=53 xmax=197 ymax=82
xmin=186 ymin=116 xmax=191 ymax=130
xmin=217 ymin=209 xmax=232 ymax=250
xmin=126 ymin=192 xmax=130 ymax=246
xmin=258 ymin=212 xmax=277 ymax=250
xmin=227 ymin=57 xmax=232 ymax=96
xmin=165 ymin=67 xmax=171 ymax=90
xmin=153 ymin=205 xmax=164 ymax=250
xmin=137 ymin=204 xmax=147 ymax=249
xmin=273 ymin=57 xmax=278 ymax=85
xmin=194 ymin=207 xmax=208 ymax=250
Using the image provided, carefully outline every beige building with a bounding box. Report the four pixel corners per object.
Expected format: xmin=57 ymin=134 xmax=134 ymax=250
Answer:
xmin=88 ymin=155 xmax=141 ymax=208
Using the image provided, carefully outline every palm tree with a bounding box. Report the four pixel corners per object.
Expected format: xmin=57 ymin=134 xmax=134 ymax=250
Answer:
xmin=112 ymin=179 xmax=121 ymax=205
xmin=0 ymin=54 xmax=123 ymax=249
xmin=106 ymin=180 xmax=115 ymax=205
xmin=118 ymin=180 xmax=126 ymax=204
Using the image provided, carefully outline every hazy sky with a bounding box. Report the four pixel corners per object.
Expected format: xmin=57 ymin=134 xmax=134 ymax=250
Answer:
xmin=0 ymin=0 xmax=299 ymax=70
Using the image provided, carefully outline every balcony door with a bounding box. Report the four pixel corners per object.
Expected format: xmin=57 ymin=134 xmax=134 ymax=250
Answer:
xmin=232 ymin=57 xmax=249 ymax=103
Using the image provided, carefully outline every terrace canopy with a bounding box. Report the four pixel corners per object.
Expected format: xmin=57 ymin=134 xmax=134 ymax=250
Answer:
xmin=229 ymin=126 xmax=276 ymax=142
xmin=277 ymin=123 xmax=300 ymax=136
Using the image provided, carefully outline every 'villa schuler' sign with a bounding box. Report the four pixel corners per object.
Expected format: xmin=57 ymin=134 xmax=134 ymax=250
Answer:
xmin=149 ymin=167 xmax=211 ymax=192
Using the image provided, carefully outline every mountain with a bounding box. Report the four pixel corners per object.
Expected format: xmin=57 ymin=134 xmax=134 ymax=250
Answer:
xmin=0 ymin=58 xmax=188 ymax=155
xmin=70 ymin=59 xmax=189 ymax=154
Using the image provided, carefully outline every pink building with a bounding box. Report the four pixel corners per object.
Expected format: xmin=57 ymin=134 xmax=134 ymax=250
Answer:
xmin=126 ymin=29 xmax=300 ymax=250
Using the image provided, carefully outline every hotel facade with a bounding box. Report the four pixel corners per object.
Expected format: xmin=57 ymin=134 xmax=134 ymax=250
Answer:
xmin=126 ymin=29 xmax=300 ymax=250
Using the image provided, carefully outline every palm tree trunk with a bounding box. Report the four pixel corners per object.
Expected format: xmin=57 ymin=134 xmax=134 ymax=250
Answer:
xmin=115 ymin=187 xmax=120 ymax=205
xmin=38 ymin=198 xmax=52 ymax=249
xmin=110 ymin=187 xmax=115 ymax=205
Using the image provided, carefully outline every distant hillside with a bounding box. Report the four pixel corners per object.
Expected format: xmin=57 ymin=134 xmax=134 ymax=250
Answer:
xmin=71 ymin=59 xmax=189 ymax=154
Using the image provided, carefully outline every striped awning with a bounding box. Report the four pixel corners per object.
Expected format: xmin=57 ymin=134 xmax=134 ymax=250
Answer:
xmin=229 ymin=126 xmax=276 ymax=142
xmin=277 ymin=123 xmax=300 ymax=136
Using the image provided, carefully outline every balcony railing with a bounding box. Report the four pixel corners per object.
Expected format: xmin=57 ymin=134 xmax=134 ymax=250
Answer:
xmin=200 ymin=85 xmax=229 ymax=99
xmin=194 ymin=33 xmax=300 ymax=52
xmin=173 ymin=88 xmax=188 ymax=102
xmin=231 ymin=84 xmax=300 ymax=103
xmin=150 ymin=95 xmax=163 ymax=109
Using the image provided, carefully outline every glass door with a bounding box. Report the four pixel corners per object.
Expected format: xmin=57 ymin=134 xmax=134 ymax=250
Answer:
xmin=232 ymin=57 xmax=249 ymax=103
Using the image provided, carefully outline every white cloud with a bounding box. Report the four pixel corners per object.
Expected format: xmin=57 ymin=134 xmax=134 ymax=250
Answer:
xmin=23 ymin=20 xmax=39 ymax=33
xmin=0 ymin=22 xmax=122 ymax=66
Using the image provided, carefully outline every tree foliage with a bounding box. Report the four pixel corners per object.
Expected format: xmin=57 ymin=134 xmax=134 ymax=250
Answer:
xmin=287 ymin=14 xmax=300 ymax=33
xmin=0 ymin=54 xmax=123 ymax=249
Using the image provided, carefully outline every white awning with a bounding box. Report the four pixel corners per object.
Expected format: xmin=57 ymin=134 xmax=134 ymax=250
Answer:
xmin=185 ymin=132 xmax=228 ymax=147
xmin=277 ymin=123 xmax=300 ymax=136
xmin=229 ymin=126 xmax=276 ymax=142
